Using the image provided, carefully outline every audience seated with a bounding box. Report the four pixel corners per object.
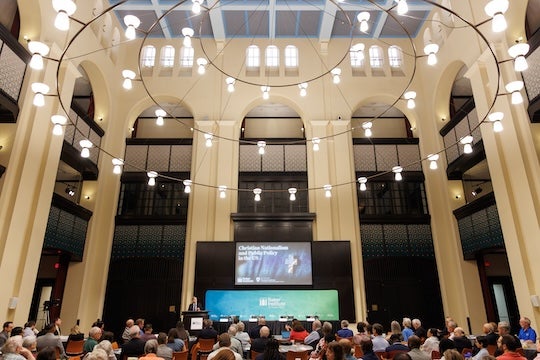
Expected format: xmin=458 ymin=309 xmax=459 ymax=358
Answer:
xmin=1 ymin=321 xmax=14 ymax=347
xmin=213 ymin=326 xmax=242 ymax=356
xmin=310 ymin=322 xmax=333 ymax=360
xmin=23 ymin=322 xmax=38 ymax=338
xmin=208 ymin=334 xmax=243 ymax=360
xmin=251 ymin=326 xmax=271 ymax=353
xmin=36 ymin=324 xmax=66 ymax=358
xmin=255 ymin=338 xmax=285 ymax=360
xmin=358 ymin=338 xmax=378 ymax=360
xmin=2 ymin=336 xmax=36 ymax=360
xmin=235 ymin=322 xmax=251 ymax=353
xmin=175 ymin=321 xmax=190 ymax=343
xmin=337 ymin=321 xmax=354 ymax=339
xmin=122 ymin=319 xmax=135 ymax=344
xmin=94 ymin=340 xmax=117 ymax=360
xmin=199 ymin=320 xmax=219 ymax=341
xmin=372 ymin=323 xmax=390 ymax=352
xmin=140 ymin=339 xmax=166 ymax=360
xmin=471 ymin=336 xmax=489 ymax=360
xmin=84 ymin=327 xmax=103 ymax=354
xmin=451 ymin=328 xmax=470 ymax=354
xmin=156 ymin=332 xmax=173 ymax=360
xmin=290 ymin=322 xmax=309 ymax=343
xmin=338 ymin=338 xmax=356 ymax=360
xmin=421 ymin=329 xmax=440 ymax=356
xmin=438 ymin=340 xmax=456 ymax=360
xmin=402 ymin=319 xmax=414 ymax=342
xmin=68 ymin=325 xmax=84 ymax=342
xmin=141 ymin=324 xmax=157 ymax=343
xmin=385 ymin=334 xmax=409 ymax=354
xmin=407 ymin=336 xmax=430 ymax=360
xmin=412 ymin=320 xmax=426 ymax=342
xmin=496 ymin=335 xmax=526 ymax=360
xmin=250 ymin=318 xmax=271 ymax=340
xmin=166 ymin=328 xmax=185 ymax=352
xmin=121 ymin=325 xmax=146 ymax=357
xmin=326 ymin=341 xmax=345 ymax=360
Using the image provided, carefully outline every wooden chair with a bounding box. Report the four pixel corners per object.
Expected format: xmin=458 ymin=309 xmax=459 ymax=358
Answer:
xmin=486 ymin=345 xmax=497 ymax=356
xmin=386 ymin=350 xmax=408 ymax=360
xmin=173 ymin=350 xmax=189 ymax=360
xmin=66 ymin=340 xmax=85 ymax=356
xmin=196 ymin=338 xmax=217 ymax=360
xmin=285 ymin=350 xmax=309 ymax=360
xmin=354 ymin=345 xmax=364 ymax=358
xmin=250 ymin=350 xmax=262 ymax=360
xmin=431 ymin=351 xmax=441 ymax=360
xmin=111 ymin=342 xmax=119 ymax=350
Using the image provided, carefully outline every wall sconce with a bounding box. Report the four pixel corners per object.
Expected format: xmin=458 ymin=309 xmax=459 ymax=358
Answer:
xmin=472 ymin=187 xmax=483 ymax=196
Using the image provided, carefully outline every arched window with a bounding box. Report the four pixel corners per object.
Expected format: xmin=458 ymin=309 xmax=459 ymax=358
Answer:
xmin=246 ymin=45 xmax=260 ymax=68
xmin=265 ymin=45 xmax=279 ymax=68
xmin=388 ymin=46 xmax=403 ymax=68
xmin=350 ymin=43 xmax=365 ymax=68
xmin=141 ymin=46 xmax=156 ymax=67
xmin=160 ymin=45 xmax=175 ymax=67
xmin=180 ymin=46 xmax=194 ymax=67
xmin=284 ymin=45 xmax=298 ymax=68
xmin=369 ymin=45 xmax=384 ymax=68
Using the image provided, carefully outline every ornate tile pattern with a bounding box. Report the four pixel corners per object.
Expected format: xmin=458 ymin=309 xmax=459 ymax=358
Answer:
xmin=360 ymin=223 xmax=434 ymax=259
xmin=0 ymin=44 xmax=26 ymax=101
xmin=112 ymin=224 xmax=186 ymax=259
xmin=353 ymin=145 xmax=376 ymax=171
xmin=239 ymin=145 xmax=261 ymax=171
xmin=444 ymin=130 xmax=459 ymax=164
xmin=397 ymin=145 xmax=421 ymax=171
xmin=458 ymin=204 xmax=505 ymax=259
xmin=284 ymin=145 xmax=307 ymax=171
xmin=523 ymin=46 xmax=540 ymax=101
xmin=375 ymin=145 xmax=399 ymax=171
xmin=88 ymin=131 xmax=101 ymax=164
xmin=124 ymin=145 xmax=148 ymax=171
xmin=148 ymin=145 xmax=171 ymax=171
xmin=170 ymin=145 xmax=192 ymax=172
xmin=44 ymin=205 xmax=88 ymax=259
xmin=262 ymin=145 xmax=284 ymax=171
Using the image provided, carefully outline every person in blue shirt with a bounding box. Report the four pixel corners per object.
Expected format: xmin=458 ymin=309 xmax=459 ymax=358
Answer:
xmin=518 ymin=317 xmax=537 ymax=343
xmin=336 ymin=320 xmax=354 ymax=339
xmin=402 ymin=318 xmax=414 ymax=342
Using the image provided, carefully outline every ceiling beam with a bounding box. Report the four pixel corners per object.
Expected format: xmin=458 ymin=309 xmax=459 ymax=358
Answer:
xmin=207 ymin=0 xmax=226 ymax=42
xmin=150 ymin=0 xmax=172 ymax=38
xmin=319 ymin=1 xmax=337 ymax=43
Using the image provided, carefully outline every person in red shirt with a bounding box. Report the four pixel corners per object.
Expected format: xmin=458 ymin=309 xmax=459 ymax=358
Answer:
xmin=496 ymin=335 xmax=526 ymax=360
xmin=290 ymin=323 xmax=309 ymax=343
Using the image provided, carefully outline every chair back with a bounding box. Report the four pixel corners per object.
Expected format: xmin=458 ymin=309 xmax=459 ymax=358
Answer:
xmin=199 ymin=338 xmax=217 ymax=351
xmin=66 ymin=339 xmax=85 ymax=356
xmin=111 ymin=342 xmax=119 ymax=350
xmin=354 ymin=345 xmax=364 ymax=358
xmin=431 ymin=351 xmax=441 ymax=360
xmin=173 ymin=350 xmax=189 ymax=360
xmin=387 ymin=350 xmax=408 ymax=360
xmin=251 ymin=350 xmax=262 ymax=360
xmin=285 ymin=350 xmax=309 ymax=360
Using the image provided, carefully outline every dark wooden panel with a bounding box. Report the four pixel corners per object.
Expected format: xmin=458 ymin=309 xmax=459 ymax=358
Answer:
xmin=233 ymin=219 xmax=313 ymax=242
xmin=103 ymin=257 xmax=183 ymax=338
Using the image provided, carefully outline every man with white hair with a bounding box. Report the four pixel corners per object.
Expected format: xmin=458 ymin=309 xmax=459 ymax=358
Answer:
xmin=121 ymin=325 xmax=146 ymax=357
xmin=213 ymin=326 xmax=242 ymax=356
xmin=2 ymin=335 xmax=36 ymax=360
xmin=304 ymin=320 xmax=322 ymax=348
xmin=84 ymin=327 xmax=103 ymax=353
xmin=412 ymin=319 xmax=426 ymax=340
xmin=122 ymin=319 xmax=134 ymax=344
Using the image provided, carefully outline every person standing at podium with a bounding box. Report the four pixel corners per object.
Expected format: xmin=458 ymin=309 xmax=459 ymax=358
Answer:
xmin=188 ymin=297 xmax=202 ymax=311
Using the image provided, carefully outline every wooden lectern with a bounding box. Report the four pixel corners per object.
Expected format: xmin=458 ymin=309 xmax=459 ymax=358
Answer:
xmin=181 ymin=311 xmax=209 ymax=336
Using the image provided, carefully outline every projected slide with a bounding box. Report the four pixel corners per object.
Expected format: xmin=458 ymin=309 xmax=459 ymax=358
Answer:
xmin=205 ymin=290 xmax=339 ymax=321
xmin=235 ymin=242 xmax=312 ymax=285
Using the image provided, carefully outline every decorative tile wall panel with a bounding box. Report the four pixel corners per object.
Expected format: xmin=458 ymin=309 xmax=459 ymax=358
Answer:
xmin=44 ymin=206 xmax=88 ymax=259
xmin=262 ymin=145 xmax=284 ymax=171
xmin=148 ymin=145 xmax=171 ymax=171
xmin=523 ymin=46 xmax=540 ymax=101
xmin=284 ymin=145 xmax=306 ymax=171
xmin=124 ymin=145 xmax=148 ymax=171
xmin=0 ymin=45 xmax=26 ymax=100
xmin=170 ymin=145 xmax=192 ymax=171
xmin=239 ymin=145 xmax=261 ymax=171
xmin=397 ymin=145 xmax=421 ymax=171
xmin=375 ymin=145 xmax=399 ymax=171
xmin=354 ymin=145 xmax=376 ymax=171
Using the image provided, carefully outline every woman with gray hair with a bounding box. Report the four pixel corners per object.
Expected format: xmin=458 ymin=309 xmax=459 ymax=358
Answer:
xmin=1 ymin=336 xmax=36 ymax=360
xmin=94 ymin=340 xmax=116 ymax=360
xmin=140 ymin=339 xmax=165 ymax=360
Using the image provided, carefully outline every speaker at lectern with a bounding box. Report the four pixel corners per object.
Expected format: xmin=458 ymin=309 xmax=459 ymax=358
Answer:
xmin=181 ymin=311 xmax=209 ymax=336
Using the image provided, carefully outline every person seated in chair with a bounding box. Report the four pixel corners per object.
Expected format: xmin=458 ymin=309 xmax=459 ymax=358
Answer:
xmin=121 ymin=325 xmax=146 ymax=358
xmin=251 ymin=327 xmax=271 ymax=353
xmin=451 ymin=328 xmax=470 ymax=354
xmin=337 ymin=321 xmax=353 ymax=339
xmin=407 ymin=336 xmax=429 ymax=360
xmin=198 ymin=320 xmax=218 ymax=342
xmin=255 ymin=338 xmax=284 ymax=360
xmin=385 ymin=334 xmax=409 ymax=353
xmin=156 ymin=333 xmax=173 ymax=360
xmin=36 ymin=323 xmax=66 ymax=358
xmin=208 ymin=334 xmax=242 ymax=360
